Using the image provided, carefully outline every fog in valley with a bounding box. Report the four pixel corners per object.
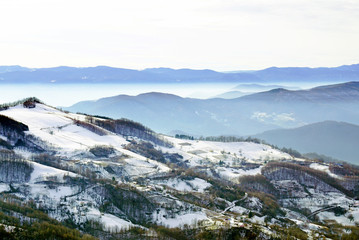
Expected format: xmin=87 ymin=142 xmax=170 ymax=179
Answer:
xmin=0 ymin=81 xmax=335 ymax=107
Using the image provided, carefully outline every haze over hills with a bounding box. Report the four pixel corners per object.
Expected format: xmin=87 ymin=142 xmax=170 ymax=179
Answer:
xmin=64 ymin=92 xmax=280 ymax=136
xmin=212 ymin=84 xmax=302 ymax=99
xmin=1 ymin=63 xmax=359 ymax=83
xmin=255 ymin=121 xmax=359 ymax=165
xmin=212 ymin=90 xmax=250 ymax=99
xmin=233 ymin=83 xmax=300 ymax=91
xmin=0 ymin=65 xmax=32 ymax=74
xmin=65 ymin=81 xmax=359 ymax=137
xmin=241 ymin=81 xmax=359 ymax=102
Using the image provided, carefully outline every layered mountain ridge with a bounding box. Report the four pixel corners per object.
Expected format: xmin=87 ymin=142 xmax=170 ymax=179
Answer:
xmin=66 ymin=82 xmax=359 ymax=134
xmin=255 ymin=121 xmax=359 ymax=164
xmin=1 ymin=63 xmax=359 ymax=83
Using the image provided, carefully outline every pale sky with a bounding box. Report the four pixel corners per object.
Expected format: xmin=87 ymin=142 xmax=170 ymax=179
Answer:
xmin=0 ymin=0 xmax=358 ymax=71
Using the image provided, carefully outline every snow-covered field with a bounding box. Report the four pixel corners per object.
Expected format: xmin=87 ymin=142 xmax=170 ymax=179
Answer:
xmin=30 ymin=162 xmax=78 ymax=183
xmin=161 ymin=136 xmax=292 ymax=167
xmin=216 ymin=166 xmax=262 ymax=182
xmin=123 ymin=157 xmax=170 ymax=177
xmin=86 ymin=208 xmax=137 ymax=232
xmin=157 ymin=177 xmax=211 ymax=193
xmin=0 ymin=184 xmax=9 ymax=193
xmin=317 ymin=211 xmax=358 ymax=226
xmin=153 ymin=209 xmax=209 ymax=228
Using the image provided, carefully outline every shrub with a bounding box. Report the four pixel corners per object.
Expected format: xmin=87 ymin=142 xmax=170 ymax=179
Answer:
xmin=89 ymin=145 xmax=115 ymax=158
xmin=73 ymin=120 xmax=108 ymax=136
xmin=125 ymin=141 xmax=165 ymax=163
xmin=263 ymin=161 xmax=353 ymax=197
xmin=238 ymin=174 xmax=278 ymax=196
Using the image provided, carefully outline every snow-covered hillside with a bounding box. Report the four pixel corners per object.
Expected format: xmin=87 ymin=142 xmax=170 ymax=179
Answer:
xmin=1 ymin=102 xmax=359 ymax=239
xmin=0 ymin=103 xmax=291 ymax=182
xmin=3 ymin=104 xmax=129 ymax=152
xmin=163 ymin=137 xmax=292 ymax=165
xmin=1 ymin=104 xmax=170 ymax=174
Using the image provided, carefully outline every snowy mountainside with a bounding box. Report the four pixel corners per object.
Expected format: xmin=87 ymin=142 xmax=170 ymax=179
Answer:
xmin=1 ymin=101 xmax=359 ymax=239
xmin=2 ymin=104 xmax=128 ymax=151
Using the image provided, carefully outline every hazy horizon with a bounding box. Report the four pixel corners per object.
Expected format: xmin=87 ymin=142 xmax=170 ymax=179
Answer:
xmin=1 ymin=0 xmax=358 ymax=71
xmin=1 ymin=62 xmax=359 ymax=73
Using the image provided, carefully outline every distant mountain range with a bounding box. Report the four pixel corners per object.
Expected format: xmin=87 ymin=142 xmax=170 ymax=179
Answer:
xmin=0 ymin=65 xmax=31 ymax=74
xmin=233 ymin=83 xmax=300 ymax=91
xmin=241 ymin=81 xmax=359 ymax=102
xmin=1 ymin=63 xmax=359 ymax=83
xmin=64 ymin=81 xmax=359 ymax=137
xmin=212 ymin=84 xmax=301 ymax=99
xmin=255 ymin=121 xmax=359 ymax=165
xmin=212 ymin=91 xmax=250 ymax=99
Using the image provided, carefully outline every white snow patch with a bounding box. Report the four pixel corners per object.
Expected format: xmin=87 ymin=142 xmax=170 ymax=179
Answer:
xmin=161 ymin=178 xmax=211 ymax=193
xmin=161 ymin=136 xmax=292 ymax=168
xmin=0 ymin=135 xmax=7 ymax=141
xmin=13 ymin=148 xmax=33 ymax=159
xmin=101 ymin=214 xmax=136 ymax=231
xmin=29 ymin=184 xmax=77 ymax=201
xmin=30 ymin=162 xmax=77 ymax=183
xmin=154 ymin=209 xmax=208 ymax=228
xmin=187 ymin=178 xmax=212 ymax=192
xmin=309 ymin=163 xmax=342 ymax=179
xmin=163 ymin=178 xmax=192 ymax=192
xmin=217 ymin=166 xmax=262 ymax=181
xmin=0 ymin=184 xmax=9 ymax=193
xmin=231 ymin=206 xmax=249 ymax=214
xmin=317 ymin=211 xmax=355 ymax=226
xmin=0 ymin=223 xmax=15 ymax=232
xmin=251 ymin=215 xmax=266 ymax=224
xmin=86 ymin=208 xmax=136 ymax=231
xmin=47 ymin=186 xmax=75 ymax=200
xmin=247 ymin=197 xmax=262 ymax=209
xmin=124 ymin=158 xmax=170 ymax=177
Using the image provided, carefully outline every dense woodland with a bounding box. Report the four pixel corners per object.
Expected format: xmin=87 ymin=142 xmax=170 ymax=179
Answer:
xmin=85 ymin=116 xmax=172 ymax=147
xmin=0 ymin=150 xmax=33 ymax=183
